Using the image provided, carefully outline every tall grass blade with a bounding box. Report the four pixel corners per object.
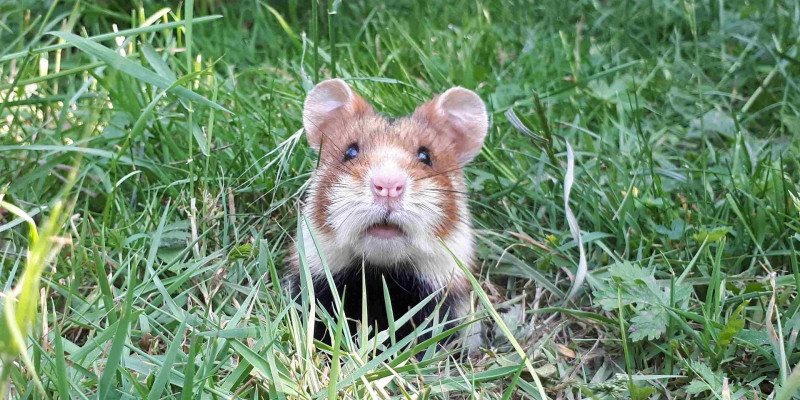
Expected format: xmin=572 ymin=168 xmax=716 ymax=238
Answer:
xmin=441 ymin=239 xmax=550 ymax=400
xmin=147 ymin=319 xmax=187 ymax=400
xmin=0 ymin=16 xmax=222 ymax=62
xmin=98 ymin=260 xmax=138 ymax=398
xmin=564 ymin=141 xmax=587 ymax=301
xmin=46 ymin=31 xmax=230 ymax=113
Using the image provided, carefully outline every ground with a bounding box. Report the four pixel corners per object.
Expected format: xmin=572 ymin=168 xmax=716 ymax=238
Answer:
xmin=1 ymin=0 xmax=799 ymax=399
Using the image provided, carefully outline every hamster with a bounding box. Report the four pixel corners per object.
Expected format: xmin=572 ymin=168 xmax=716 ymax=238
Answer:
xmin=285 ymin=79 xmax=487 ymax=350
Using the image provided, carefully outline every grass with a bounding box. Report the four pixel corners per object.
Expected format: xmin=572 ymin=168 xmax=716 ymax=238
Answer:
xmin=1 ymin=0 xmax=799 ymax=398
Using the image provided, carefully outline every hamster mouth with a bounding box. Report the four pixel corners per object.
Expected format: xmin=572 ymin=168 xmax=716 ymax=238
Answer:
xmin=365 ymin=221 xmax=405 ymax=240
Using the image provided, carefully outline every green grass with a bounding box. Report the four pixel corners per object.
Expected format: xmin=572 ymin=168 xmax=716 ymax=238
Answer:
xmin=1 ymin=0 xmax=799 ymax=398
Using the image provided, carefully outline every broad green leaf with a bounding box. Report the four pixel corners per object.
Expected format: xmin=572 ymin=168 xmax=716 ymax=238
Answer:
xmin=714 ymin=301 xmax=748 ymax=359
xmin=693 ymin=226 xmax=732 ymax=243
xmin=594 ymin=261 xmax=691 ymax=341
xmin=629 ymin=381 xmax=656 ymax=400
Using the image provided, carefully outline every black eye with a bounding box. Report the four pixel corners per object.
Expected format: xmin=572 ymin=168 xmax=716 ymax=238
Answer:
xmin=343 ymin=143 xmax=359 ymax=162
xmin=417 ymin=147 xmax=432 ymax=167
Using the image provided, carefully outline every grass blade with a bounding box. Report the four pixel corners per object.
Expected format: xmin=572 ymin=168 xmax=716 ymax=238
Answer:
xmin=51 ymin=308 xmax=70 ymax=400
xmin=441 ymin=239 xmax=550 ymax=400
xmin=563 ymin=140 xmax=587 ymax=301
xmin=0 ymin=15 xmax=222 ymax=63
xmin=46 ymin=31 xmax=230 ymax=113
xmin=147 ymin=319 xmax=187 ymax=400
xmin=328 ymin=293 xmax=345 ymax=400
xmin=98 ymin=260 xmax=138 ymax=398
xmin=179 ymin=332 xmax=198 ymax=400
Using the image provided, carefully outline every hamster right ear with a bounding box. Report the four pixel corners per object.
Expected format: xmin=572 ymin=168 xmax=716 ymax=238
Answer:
xmin=412 ymin=87 xmax=488 ymax=166
xmin=303 ymin=79 xmax=373 ymax=150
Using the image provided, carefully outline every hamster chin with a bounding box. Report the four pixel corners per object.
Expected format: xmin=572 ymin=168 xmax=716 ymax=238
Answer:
xmin=357 ymin=239 xmax=413 ymax=265
xmin=348 ymin=219 xmax=414 ymax=265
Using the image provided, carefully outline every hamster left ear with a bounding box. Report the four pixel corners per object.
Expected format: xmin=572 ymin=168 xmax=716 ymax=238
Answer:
xmin=413 ymin=87 xmax=488 ymax=165
xmin=303 ymin=79 xmax=373 ymax=151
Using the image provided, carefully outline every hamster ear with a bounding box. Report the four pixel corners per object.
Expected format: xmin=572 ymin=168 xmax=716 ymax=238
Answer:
xmin=413 ymin=87 xmax=488 ymax=165
xmin=303 ymin=79 xmax=373 ymax=150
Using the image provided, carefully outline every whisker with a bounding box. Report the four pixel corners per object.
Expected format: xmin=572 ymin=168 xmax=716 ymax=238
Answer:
xmin=417 ymin=188 xmax=470 ymax=196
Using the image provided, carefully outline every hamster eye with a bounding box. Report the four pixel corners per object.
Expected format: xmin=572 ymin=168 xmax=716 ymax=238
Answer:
xmin=417 ymin=147 xmax=432 ymax=167
xmin=343 ymin=143 xmax=359 ymax=162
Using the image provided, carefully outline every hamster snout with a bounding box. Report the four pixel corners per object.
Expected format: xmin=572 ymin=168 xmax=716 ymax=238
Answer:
xmin=371 ymin=170 xmax=407 ymax=201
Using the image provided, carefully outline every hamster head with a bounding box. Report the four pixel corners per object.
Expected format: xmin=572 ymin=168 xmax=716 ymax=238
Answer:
xmin=301 ymin=79 xmax=488 ymax=267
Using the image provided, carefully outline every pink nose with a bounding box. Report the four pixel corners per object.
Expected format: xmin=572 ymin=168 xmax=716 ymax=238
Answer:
xmin=371 ymin=171 xmax=407 ymax=200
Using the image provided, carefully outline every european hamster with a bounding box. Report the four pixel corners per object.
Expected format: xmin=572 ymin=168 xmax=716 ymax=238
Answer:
xmin=285 ymin=79 xmax=487 ymax=349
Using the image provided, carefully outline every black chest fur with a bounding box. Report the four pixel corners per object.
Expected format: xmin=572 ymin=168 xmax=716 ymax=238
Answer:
xmin=290 ymin=259 xmax=460 ymax=344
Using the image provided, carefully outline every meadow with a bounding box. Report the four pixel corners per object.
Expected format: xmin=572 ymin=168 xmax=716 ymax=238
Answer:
xmin=1 ymin=0 xmax=799 ymax=398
